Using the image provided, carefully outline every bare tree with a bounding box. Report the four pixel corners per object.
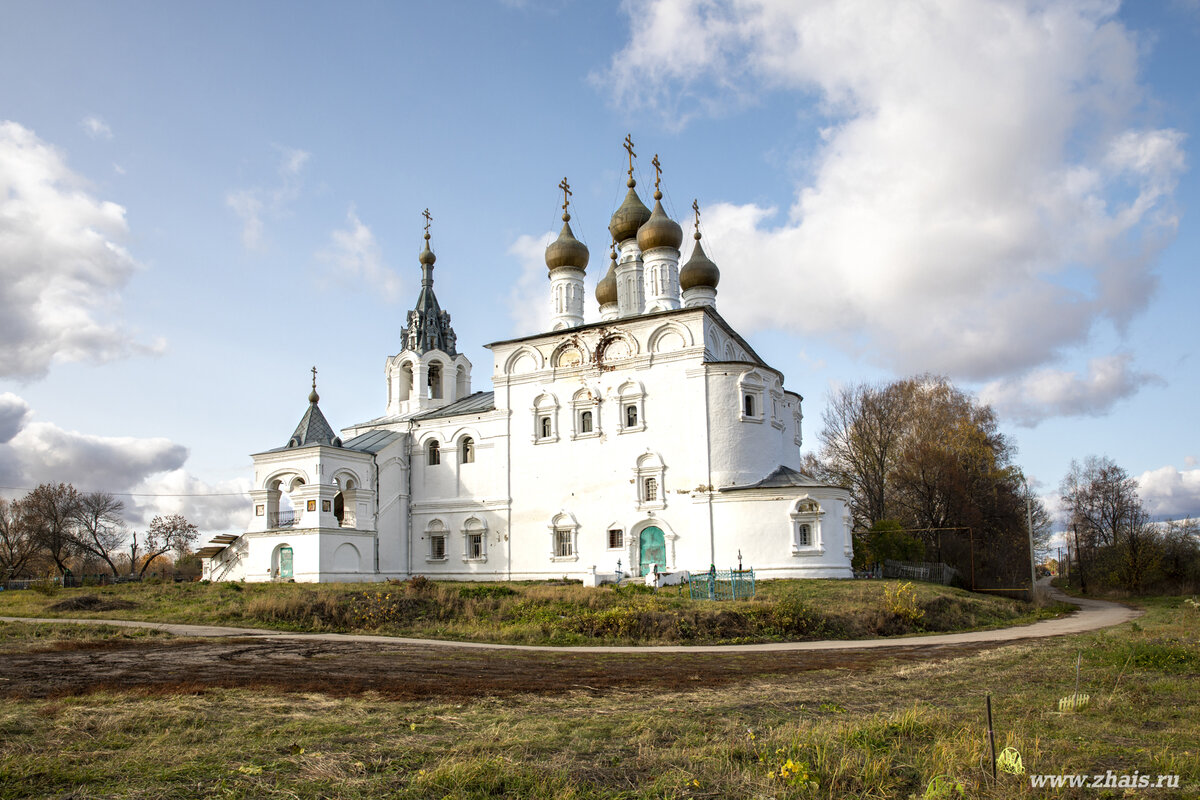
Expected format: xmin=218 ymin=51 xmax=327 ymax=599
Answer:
xmin=72 ymin=492 xmax=127 ymax=577
xmin=20 ymin=483 xmax=81 ymax=576
xmin=818 ymin=380 xmax=911 ymax=531
xmin=1060 ymin=456 xmax=1143 ymax=589
xmin=0 ymin=498 xmax=39 ymax=579
xmin=129 ymin=514 xmax=199 ymax=578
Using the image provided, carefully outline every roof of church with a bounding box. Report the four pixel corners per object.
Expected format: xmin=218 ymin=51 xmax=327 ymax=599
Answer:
xmin=403 ymin=229 xmax=458 ymax=356
xmin=341 ymin=429 xmax=403 ymax=453
xmin=719 ymin=465 xmax=841 ymax=492
xmin=286 ymin=399 xmax=339 ymax=448
xmin=411 ymin=391 xmax=496 ymax=421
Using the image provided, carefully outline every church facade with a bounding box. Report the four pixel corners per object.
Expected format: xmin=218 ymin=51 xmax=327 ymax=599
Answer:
xmin=200 ymin=155 xmax=853 ymax=584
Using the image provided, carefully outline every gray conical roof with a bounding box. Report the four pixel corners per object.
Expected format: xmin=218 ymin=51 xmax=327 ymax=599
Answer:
xmin=286 ymin=397 xmax=338 ymax=448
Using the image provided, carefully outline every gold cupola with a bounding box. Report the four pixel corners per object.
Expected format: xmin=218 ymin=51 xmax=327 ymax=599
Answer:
xmin=595 ymin=244 xmax=618 ymax=306
xmin=608 ymin=134 xmax=652 ymax=244
xmin=680 ymin=200 xmax=720 ymax=290
xmin=636 ymin=155 xmax=683 ymax=252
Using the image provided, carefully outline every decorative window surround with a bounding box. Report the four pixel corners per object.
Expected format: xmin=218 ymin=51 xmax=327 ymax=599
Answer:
xmin=462 ymin=517 xmax=487 ymax=562
xmin=739 ymin=371 xmax=766 ymax=424
xmin=571 ymin=388 xmax=601 ymax=440
xmin=532 ymin=393 xmax=560 ymax=444
xmin=789 ymin=499 xmax=825 ymax=556
xmin=427 ymin=521 xmax=448 ymax=562
xmin=616 ymin=380 xmax=646 ymax=434
xmin=634 ymin=452 xmax=667 ymax=511
xmin=548 ymin=512 xmax=579 ymax=561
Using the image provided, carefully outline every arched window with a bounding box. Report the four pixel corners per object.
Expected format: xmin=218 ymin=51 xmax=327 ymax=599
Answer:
xmin=533 ymin=393 xmax=559 ymax=443
xmin=460 ymin=436 xmax=475 ymax=463
xmin=626 ymin=404 xmax=638 ymax=428
xmin=617 ymin=380 xmax=645 ymax=434
xmin=427 ymin=520 xmax=447 ymax=561
xmin=580 ymin=411 xmax=593 ymax=433
xmin=739 ymin=370 xmax=765 ymax=423
xmin=643 ymin=477 xmax=657 ymax=501
xmin=744 ymin=393 xmax=755 ymax=417
xmin=428 ymin=362 xmax=443 ymax=399
xmin=427 ymin=440 xmax=440 ymax=466
xmin=541 ymin=416 xmax=552 ymax=438
xmin=571 ymin=387 xmax=600 ymax=440
xmin=634 ymin=452 xmax=666 ymax=510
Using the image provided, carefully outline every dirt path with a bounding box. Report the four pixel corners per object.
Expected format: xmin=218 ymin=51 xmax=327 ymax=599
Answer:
xmin=0 ymin=588 xmax=1137 ymax=701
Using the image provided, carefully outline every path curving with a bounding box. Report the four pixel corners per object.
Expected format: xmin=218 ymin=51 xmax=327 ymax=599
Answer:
xmin=0 ymin=585 xmax=1139 ymax=654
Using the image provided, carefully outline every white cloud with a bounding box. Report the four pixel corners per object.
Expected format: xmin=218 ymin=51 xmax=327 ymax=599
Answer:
xmin=979 ymin=354 xmax=1161 ymax=427
xmin=1137 ymin=465 xmax=1200 ymax=519
xmin=0 ymin=392 xmax=249 ymax=534
xmin=0 ymin=393 xmax=31 ymax=445
xmin=1186 ymin=455 xmax=1197 ymax=468
xmin=317 ymin=208 xmax=404 ymax=301
xmin=0 ymin=120 xmax=154 ymax=380
xmin=600 ymin=1 xmax=1185 ymax=388
xmin=226 ymin=145 xmax=310 ymax=250
xmin=507 ymin=231 xmax=556 ymax=335
xmin=80 ymin=115 xmax=112 ymax=140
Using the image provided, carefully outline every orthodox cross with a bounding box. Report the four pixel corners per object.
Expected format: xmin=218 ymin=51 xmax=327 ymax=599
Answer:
xmin=311 ymin=365 xmax=318 ymax=391
xmin=692 ymin=199 xmax=701 ymax=235
xmin=422 ymin=208 xmax=432 ymax=236
xmin=651 ymin=154 xmax=662 ymax=190
xmin=558 ymin=177 xmax=572 ymax=215
xmin=623 ymin=134 xmax=636 ymax=179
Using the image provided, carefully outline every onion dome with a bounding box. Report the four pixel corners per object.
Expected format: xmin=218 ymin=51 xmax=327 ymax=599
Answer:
xmin=637 ymin=190 xmax=683 ymax=251
xmin=545 ymin=212 xmax=590 ymax=271
xmin=680 ymin=231 xmax=720 ymax=290
xmin=595 ymin=246 xmax=618 ymax=306
xmin=608 ymin=178 xmax=652 ymax=244
xmin=419 ymin=231 xmax=436 ymax=266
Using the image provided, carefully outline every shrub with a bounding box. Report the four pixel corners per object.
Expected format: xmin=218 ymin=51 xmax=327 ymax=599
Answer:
xmin=458 ymin=585 xmax=517 ymax=600
xmin=883 ymin=582 xmax=925 ymax=626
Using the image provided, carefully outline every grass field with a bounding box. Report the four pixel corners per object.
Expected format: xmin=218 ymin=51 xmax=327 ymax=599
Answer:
xmin=0 ymin=595 xmax=1196 ymax=798
xmin=0 ymin=577 xmax=1065 ymax=645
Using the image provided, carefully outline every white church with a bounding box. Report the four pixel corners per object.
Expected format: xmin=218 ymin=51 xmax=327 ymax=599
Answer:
xmin=200 ymin=148 xmax=853 ymax=584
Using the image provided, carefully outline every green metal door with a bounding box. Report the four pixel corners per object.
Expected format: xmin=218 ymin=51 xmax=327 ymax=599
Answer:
xmin=639 ymin=527 xmax=666 ymax=576
xmin=279 ymin=546 xmax=293 ymax=579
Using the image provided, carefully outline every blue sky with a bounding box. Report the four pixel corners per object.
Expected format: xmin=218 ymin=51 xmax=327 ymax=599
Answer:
xmin=1 ymin=0 xmax=1197 ymax=534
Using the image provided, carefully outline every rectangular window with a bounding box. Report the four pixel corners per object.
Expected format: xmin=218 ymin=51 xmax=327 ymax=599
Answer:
xmin=643 ymin=477 xmax=658 ymax=501
xmin=608 ymin=529 xmax=623 ymax=549
xmin=540 ymin=416 xmax=552 ymax=439
xmin=625 ymin=404 xmax=638 ymax=428
xmin=430 ymin=534 xmax=446 ymax=560
xmin=797 ymin=524 xmax=811 ymax=547
xmin=555 ymin=529 xmax=573 ymax=557
xmin=468 ymin=533 xmax=483 ymax=559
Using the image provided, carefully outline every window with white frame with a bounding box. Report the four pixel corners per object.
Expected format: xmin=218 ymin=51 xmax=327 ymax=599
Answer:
xmin=571 ymin=388 xmax=600 ymax=439
xmin=427 ymin=440 xmax=441 ymax=465
xmin=739 ymin=371 xmax=765 ymax=423
xmin=427 ymin=520 xmax=448 ymax=561
xmin=532 ymin=393 xmax=559 ymax=443
xmin=460 ymin=436 xmax=475 ymax=463
xmin=617 ymin=380 xmax=646 ymax=434
xmin=607 ymin=529 xmax=624 ymax=549
xmin=462 ymin=517 xmax=486 ymax=562
xmin=548 ymin=513 xmax=579 ymax=561
xmin=789 ymin=499 xmax=824 ymax=555
xmin=634 ymin=452 xmax=667 ymax=510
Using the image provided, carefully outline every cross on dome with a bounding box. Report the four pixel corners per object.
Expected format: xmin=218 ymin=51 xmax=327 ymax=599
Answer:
xmin=558 ymin=177 xmax=572 ymax=221
xmin=623 ymin=134 xmax=637 ymax=184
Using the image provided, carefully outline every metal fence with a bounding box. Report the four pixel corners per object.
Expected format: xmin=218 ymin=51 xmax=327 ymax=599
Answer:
xmin=882 ymin=560 xmax=961 ymax=586
xmin=684 ymin=568 xmax=756 ymax=600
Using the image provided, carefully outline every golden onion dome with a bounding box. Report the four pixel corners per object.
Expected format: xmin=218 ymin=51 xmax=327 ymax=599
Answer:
xmin=545 ymin=214 xmax=590 ymax=271
xmin=608 ymin=179 xmax=652 ymax=244
xmin=418 ymin=232 xmax=436 ymax=266
xmin=679 ymin=232 xmax=720 ymax=290
xmin=637 ymin=191 xmax=683 ymax=252
xmin=595 ymin=247 xmax=618 ymax=306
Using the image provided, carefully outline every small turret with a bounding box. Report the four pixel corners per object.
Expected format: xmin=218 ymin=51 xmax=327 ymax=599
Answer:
xmin=546 ymin=178 xmax=588 ymax=330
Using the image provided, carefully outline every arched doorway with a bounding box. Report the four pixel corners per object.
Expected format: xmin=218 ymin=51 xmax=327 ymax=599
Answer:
xmin=639 ymin=526 xmax=666 ymax=576
xmin=271 ymin=544 xmax=293 ymax=580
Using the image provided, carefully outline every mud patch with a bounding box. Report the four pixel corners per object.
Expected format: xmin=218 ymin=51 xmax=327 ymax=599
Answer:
xmin=0 ymin=636 xmax=993 ymax=701
xmin=46 ymin=595 xmax=139 ymax=612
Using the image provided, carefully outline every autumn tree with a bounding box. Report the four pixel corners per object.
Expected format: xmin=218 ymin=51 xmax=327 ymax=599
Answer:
xmin=1059 ymin=456 xmax=1144 ymax=592
xmin=128 ymin=514 xmax=199 ymax=577
xmin=20 ymin=483 xmax=81 ymax=576
xmin=71 ymin=492 xmax=127 ymax=577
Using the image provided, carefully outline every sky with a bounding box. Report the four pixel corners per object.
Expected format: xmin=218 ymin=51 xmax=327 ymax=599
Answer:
xmin=1 ymin=0 xmax=1198 ymax=538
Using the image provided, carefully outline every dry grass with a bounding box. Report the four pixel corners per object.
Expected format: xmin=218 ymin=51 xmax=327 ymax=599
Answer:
xmin=0 ymin=577 xmax=1067 ymax=646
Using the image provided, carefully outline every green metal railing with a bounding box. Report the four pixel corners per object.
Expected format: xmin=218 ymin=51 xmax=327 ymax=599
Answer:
xmin=684 ymin=567 xmax=756 ymax=600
